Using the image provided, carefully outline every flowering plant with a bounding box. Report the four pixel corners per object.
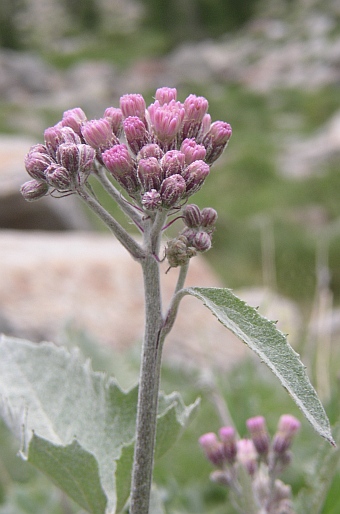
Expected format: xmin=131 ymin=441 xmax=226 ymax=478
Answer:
xmin=0 ymin=88 xmax=335 ymax=514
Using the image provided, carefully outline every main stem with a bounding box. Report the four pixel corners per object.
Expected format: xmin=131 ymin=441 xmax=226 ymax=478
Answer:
xmin=129 ymin=217 xmax=165 ymax=514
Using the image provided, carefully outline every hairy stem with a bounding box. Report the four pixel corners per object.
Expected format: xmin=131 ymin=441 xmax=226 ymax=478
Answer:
xmin=94 ymin=168 xmax=144 ymax=230
xmin=130 ymin=220 xmax=164 ymax=514
xmin=77 ymin=187 xmax=145 ymax=261
xmin=161 ymin=267 xmax=189 ymax=340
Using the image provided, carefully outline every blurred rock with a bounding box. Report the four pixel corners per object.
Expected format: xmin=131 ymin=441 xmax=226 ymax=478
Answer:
xmin=0 ymin=231 xmax=302 ymax=371
xmin=278 ymin=110 xmax=340 ymax=178
xmin=0 ymin=135 xmax=92 ymax=230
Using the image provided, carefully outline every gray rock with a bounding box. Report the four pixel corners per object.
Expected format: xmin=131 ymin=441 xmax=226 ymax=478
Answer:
xmin=0 ymin=230 xmax=301 ymax=371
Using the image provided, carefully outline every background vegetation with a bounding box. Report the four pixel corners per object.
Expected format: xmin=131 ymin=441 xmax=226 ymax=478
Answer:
xmin=0 ymin=0 xmax=339 ymax=511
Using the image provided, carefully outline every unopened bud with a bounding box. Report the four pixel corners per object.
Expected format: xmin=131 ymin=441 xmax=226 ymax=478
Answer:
xmin=102 ymin=144 xmax=139 ymax=196
xmin=56 ymin=143 xmax=80 ymax=174
xmin=182 ymin=94 xmax=209 ymax=140
xmin=246 ymin=416 xmax=270 ymax=457
xmin=61 ymin=107 xmax=87 ymax=135
xmin=120 ymin=93 xmax=146 ymax=120
xmin=25 ymin=148 xmax=52 ymax=181
xmin=155 ymin=87 xmax=177 ymax=105
xmin=166 ymin=235 xmax=196 ymax=268
xmin=45 ymin=163 xmax=73 ymax=191
xmin=20 ymin=180 xmax=49 ymax=201
xmin=60 ymin=126 xmax=82 ymax=145
xmin=236 ymin=439 xmax=258 ymax=476
xmin=199 ymin=432 xmax=224 ymax=467
xmin=193 ymin=231 xmax=212 ymax=252
xmin=219 ymin=426 xmax=237 ymax=464
xmin=160 ymin=150 xmax=185 ymax=179
xmin=272 ymin=415 xmax=300 ymax=454
xmin=148 ymin=100 xmax=185 ymax=144
xmin=182 ymin=204 xmax=202 ymax=228
xmin=196 ymin=113 xmax=211 ymax=143
xmin=202 ymin=121 xmax=232 ymax=164
xmin=180 ymin=227 xmax=197 ymax=245
xmin=201 ymin=207 xmax=218 ymax=227
xmin=160 ymin=174 xmax=186 ymax=208
xmin=104 ymin=107 xmax=123 ymax=137
xmin=123 ymin=116 xmax=150 ymax=155
xmin=44 ymin=125 xmax=63 ymax=159
xmin=180 ymin=138 xmax=206 ymax=164
xmin=141 ymin=189 xmax=162 ymax=211
xmin=81 ymin=118 xmax=118 ymax=151
xmin=137 ymin=143 xmax=164 ymax=161
xmin=182 ymin=160 xmax=210 ymax=196
xmin=137 ymin=157 xmax=162 ymax=192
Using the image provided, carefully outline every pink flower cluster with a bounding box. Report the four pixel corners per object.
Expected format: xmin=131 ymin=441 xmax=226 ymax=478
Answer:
xmin=21 ymin=87 xmax=232 ymax=210
xmin=199 ymin=415 xmax=301 ymax=513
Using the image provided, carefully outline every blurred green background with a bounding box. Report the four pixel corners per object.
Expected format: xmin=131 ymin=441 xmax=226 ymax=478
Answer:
xmin=1 ymin=0 xmax=340 ymax=512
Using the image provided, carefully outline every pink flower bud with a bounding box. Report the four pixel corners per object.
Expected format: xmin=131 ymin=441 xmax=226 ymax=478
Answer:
xmin=219 ymin=426 xmax=237 ymax=464
xmin=199 ymin=432 xmax=224 ymax=467
xmin=25 ymin=148 xmax=52 ymax=181
xmin=160 ymin=174 xmax=186 ymax=208
xmin=61 ymin=107 xmax=87 ymax=134
xmin=272 ymin=415 xmax=301 ymax=454
xmin=201 ymin=207 xmax=218 ymax=227
xmin=160 ymin=150 xmax=185 ymax=179
xmin=141 ymin=189 xmax=162 ymax=211
xmin=44 ymin=126 xmax=63 ymax=159
xmin=56 ymin=143 xmax=80 ymax=173
xmin=120 ymin=93 xmax=146 ymax=120
xmin=184 ymin=94 xmax=209 ymax=122
xmin=104 ymin=107 xmax=123 ymax=137
xmin=44 ymin=126 xmax=81 ymax=159
xmin=45 ymin=163 xmax=73 ymax=191
xmin=236 ymin=439 xmax=258 ymax=476
xmin=60 ymin=126 xmax=82 ymax=145
xmin=193 ymin=231 xmax=212 ymax=252
xmin=81 ymin=118 xmax=117 ymax=151
xmin=148 ymin=100 xmax=185 ymax=144
xmin=181 ymin=94 xmax=209 ymax=140
xmin=123 ymin=116 xmax=150 ymax=155
xmin=20 ymin=179 xmax=49 ymax=201
xmin=155 ymin=87 xmax=177 ymax=105
xmin=137 ymin=143 xmax=164 ymax=161
xmin=182 ymin=204 xmax=202 ymax=228
xmin=202 ymin=121 xmax=232 ymax=164
xmin=182 ymin=160 xmax=210 ymax=196
xmin=180 ymin=138 xmax=206 ymax=164
xmin=246 ymin=416 xmax=270 ymax=457
xmin=137 ymin=157 xmax=162 ymax=192
xmin=102 ymin=144 xmax=139 ymax=196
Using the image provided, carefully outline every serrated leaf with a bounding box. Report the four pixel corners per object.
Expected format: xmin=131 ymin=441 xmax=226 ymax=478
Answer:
xmin=181 ymin=287 xmax=334 ymax=445
xmin=0 ymin=335 xmax=199 ymax=514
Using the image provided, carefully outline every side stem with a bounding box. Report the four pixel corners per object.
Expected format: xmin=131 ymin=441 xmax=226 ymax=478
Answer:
xmin=77 ymin=187 xmax=145 ymax=261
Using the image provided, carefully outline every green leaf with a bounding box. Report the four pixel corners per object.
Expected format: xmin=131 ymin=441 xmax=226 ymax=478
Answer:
xmin=0 ymin=335 xmax=199 ymax=514
xmin=181 ymin=287 xmax=334 ymax=445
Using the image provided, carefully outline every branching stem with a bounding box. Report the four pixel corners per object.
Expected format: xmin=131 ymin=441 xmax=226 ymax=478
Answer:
xmin=76 ymin=187 xmax=145 ymax=261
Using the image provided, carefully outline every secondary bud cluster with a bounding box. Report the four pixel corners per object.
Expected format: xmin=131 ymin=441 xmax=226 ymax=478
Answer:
xmin=165 ymin=204 xmax=218 ymax=268
xmin=199 ymin=415 xmax=301 ymax=514
xmin=21 ymin=88 xmax=231 ymax=210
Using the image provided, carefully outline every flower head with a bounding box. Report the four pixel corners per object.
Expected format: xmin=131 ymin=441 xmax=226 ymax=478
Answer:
xmin=148 ymin=99 xmax=185 ymax=145
xmin=61 ymin=107 xmax=87 ymax=134
xmin=120 ymin=93 xmax=146 ymax=120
